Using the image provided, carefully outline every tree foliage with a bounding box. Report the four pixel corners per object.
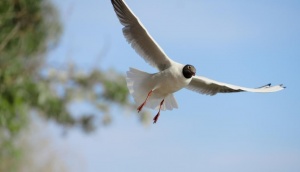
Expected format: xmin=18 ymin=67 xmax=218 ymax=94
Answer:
xmin=0 ymin=0 xmax=150 ymax=171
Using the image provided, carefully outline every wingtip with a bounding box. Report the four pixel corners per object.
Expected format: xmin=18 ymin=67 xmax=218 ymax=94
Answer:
xmin=256 ymin=83 xmax=286 ymax=92
xmin=257 ymin=83 xmax=271 ymax=89
xmin=259 ymin=83 xmax=286 ymax=89
xmin=272 ymin=84 xmax=286 ymax=92
xmin=280 ymin=84 xmax=286 ymax=89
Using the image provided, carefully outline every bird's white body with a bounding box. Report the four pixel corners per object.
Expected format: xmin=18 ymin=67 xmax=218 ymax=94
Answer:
xmin=127 ymin=62 xmax=192 ymax=110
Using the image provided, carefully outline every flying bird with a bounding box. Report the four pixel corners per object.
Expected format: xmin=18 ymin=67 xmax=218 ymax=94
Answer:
xmin=110 ymin=0 xmax=285 ymax=123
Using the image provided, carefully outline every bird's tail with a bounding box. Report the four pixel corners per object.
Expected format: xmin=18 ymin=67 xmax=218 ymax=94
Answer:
xmin=126 ymin=67 xmax=152 ymax=107
xmin=126 ymin=67 xmax=150 ymax=95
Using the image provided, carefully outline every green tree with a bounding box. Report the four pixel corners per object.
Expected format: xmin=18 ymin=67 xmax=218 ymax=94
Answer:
xmin=0 ymin=0 xmax=149 ymax=171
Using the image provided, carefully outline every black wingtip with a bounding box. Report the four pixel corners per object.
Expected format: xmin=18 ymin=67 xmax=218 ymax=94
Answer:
xmin=257 ymin=83 xmax=271 ymax=89
xmin=280 ymin=84 xmax=286 ymax=89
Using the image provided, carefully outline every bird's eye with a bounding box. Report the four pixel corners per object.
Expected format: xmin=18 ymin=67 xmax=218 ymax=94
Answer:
xmin=188 ymin=66 xmax=191 ymax=69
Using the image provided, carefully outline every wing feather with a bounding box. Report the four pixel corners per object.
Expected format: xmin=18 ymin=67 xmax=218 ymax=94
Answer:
xmin=186 ymin=76 xmax=285 ymax=96
xmin=111 ymin=0 xmax=173 ymax=71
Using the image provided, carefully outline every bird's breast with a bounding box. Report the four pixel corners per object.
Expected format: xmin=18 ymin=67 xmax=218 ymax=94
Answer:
xmin=151 ymin=66 xmax=191 ymax=97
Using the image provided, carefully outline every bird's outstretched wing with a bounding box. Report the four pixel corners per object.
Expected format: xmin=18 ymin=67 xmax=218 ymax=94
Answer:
xmin=186 ymin=75 xmax=285 ymax=96
xmin=111 ymin=0 xmax=173 ymax=71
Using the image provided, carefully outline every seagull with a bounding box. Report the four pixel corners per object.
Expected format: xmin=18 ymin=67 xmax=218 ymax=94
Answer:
xmin=111 ymin=0 xmax=285 ymax=123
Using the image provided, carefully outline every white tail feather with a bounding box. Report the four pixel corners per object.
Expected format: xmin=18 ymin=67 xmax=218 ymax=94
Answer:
xmin=163 ymin=94 xmax=178 ymax=110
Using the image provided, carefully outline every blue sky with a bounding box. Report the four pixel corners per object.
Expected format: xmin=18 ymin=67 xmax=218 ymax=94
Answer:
xmin=46 ymin=0 xmax=300 ymax=171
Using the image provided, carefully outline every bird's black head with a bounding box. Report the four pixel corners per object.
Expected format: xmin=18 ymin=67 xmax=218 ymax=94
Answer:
xmin=182 ymin=64 xmax=196 ymax=79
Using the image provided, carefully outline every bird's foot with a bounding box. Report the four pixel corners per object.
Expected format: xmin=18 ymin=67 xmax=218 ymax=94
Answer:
xmin=153 ymin=112 xmax=160 ymax=124
xmin=137 ymin=90 xmax=153 ymax=113
xmin=153 ymin=99 xmax=164 ymax=124
xmin=137 ymin=102 xmax=145 ymax=113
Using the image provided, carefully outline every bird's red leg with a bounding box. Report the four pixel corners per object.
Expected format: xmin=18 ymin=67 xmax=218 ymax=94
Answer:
xmin=137 ymin=90 xmax=153 ymax=113
xmin=153 ymin=99 xmax=164 ymax=124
